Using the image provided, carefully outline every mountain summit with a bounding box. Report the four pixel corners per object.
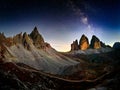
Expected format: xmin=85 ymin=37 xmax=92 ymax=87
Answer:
xmin=30 ymin=27 xmax=45 ymax=49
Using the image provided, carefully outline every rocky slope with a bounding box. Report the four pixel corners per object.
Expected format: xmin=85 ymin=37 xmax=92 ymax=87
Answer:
xmin=1 ymin=49 xmax=120 ymax=90
xmin=0 ymin=27 xmax=80 ymax=75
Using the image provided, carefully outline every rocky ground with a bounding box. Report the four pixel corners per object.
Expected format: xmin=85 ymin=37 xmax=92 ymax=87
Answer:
xmin=0 ymin=49 xmax=120 ymax=90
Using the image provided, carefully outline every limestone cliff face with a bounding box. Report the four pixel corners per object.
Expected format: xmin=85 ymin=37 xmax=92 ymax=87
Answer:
xmin=30 ymin=27 xmax=45 ymax=49
xmin=79 ymin=34 xmax=89 ymax=50
xmin=90 ymin=35 xmax=101 ymax=49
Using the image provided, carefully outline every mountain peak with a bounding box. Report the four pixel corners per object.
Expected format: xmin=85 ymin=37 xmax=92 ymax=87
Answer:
xmin=92 ymin=35 xmax=100 ymax=42
xmin=79 ymin=34 xmax=89 ymax=50
xmin=30 ymin=27 xmax=45 ymax=49
xmin=90 ymin=35 xmax=101 ymax=49
xmin=81 ymin=34 xmax=86 ymax=37
xmin=31 ymin=26 xmax=39 ymax=35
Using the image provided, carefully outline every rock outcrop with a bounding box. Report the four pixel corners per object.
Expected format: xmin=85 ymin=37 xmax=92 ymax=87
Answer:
xmin=10 ymin=27 xmax=48 ymax=50
xmin=0 ymin=27 xmax=51 ymax=57
xmin=30 ymin=27 xmax=45 ymax=49
xmin=71 ymin=40 xmax=79 ymax=51
xmin=13 ymin=32 xmax=23 ymax=44
xmin=79 ymin=34 xmax=89 ymax=50
xmin=22 ymin=32 xmax=33 ymax=50
xmin=71 ymin=35 xmax=108 ymax=51
xmin=113 ymin=42 xmax=120 ymax=49
xmin=90 ymin=35 xmax=101 ymax=49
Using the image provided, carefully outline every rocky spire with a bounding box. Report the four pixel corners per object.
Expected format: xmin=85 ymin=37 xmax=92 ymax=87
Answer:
xmin=90 ymin=35 xmax=101 ymax=49
xmin=79 ymin=34 xmax=89 ymax=50
xmin=71 ymin=39 xmax=79 ymax=51
xmin=30 ymin=27 xmax=45 ymax=49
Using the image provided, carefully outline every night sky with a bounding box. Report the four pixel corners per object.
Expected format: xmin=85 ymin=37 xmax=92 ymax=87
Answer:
xmin=0 ymin=0 xmax=120 ymax=52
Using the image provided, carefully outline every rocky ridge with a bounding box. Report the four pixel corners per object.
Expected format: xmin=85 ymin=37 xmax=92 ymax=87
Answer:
xmin=0 ymin=27 xmax=80 ymax=75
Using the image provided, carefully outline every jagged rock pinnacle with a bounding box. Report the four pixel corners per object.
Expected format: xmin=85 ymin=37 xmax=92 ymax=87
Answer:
xmin=30 ymin=27 xmax=45 ymax=49
xmin=79 ymin=34 xmax=89 ymax=50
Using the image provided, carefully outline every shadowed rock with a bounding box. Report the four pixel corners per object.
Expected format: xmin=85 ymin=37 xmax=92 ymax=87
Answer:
xmin=113 ymin=42 xmax=120 ymax=49
xmin=30 ymin=27 xmax=45 ymax=49
xmin=71 ymin=39 xmax=79 ymax=51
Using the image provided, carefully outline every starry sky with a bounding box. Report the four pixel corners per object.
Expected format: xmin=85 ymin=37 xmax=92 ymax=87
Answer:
xmin=0 ymin=0 xmax=120 ymax=52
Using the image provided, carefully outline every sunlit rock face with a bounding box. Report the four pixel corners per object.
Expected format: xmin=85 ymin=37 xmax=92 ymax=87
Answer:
xmin=79 ymin=34 xmax=89 ymax=50
xmin=71 ymin=40 xmax=79 ymax=51
xmin=70 ymin=35 xmax=108 ymax=51
xmin=90 ymin=35 xmax=101 ymax=49
xmin=30 ymin=27 xmax=45 ymax=49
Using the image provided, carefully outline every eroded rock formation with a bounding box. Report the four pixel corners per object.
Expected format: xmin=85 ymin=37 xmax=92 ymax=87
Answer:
xmin=79 ymin=34 xmax=89 ymax=50
xmin=71 ymin=35 xmax=107 ymax=51
xmin=71 ymin=40 xmax=79 ymax=51
xmin=30 ymin=27 xmax=45 ymax=49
